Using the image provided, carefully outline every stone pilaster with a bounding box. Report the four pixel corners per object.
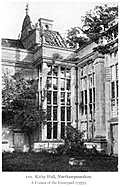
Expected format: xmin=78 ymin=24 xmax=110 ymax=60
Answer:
xmin=94 ymin=54 xmax=106 ymax=138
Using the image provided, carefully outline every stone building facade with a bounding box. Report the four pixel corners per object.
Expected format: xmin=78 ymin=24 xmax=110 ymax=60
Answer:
xmin=2 ymin=9 xmax=118 ymax=155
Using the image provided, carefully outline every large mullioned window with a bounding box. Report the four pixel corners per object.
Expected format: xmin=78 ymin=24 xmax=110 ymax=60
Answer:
xmin=60 ymin=67 xmax=71 ymax=139
xmin=80 ymin=68 xmax=95 ymax=117
xmin=46 ymin=65 xmax=71 ymax=140
xmin=80 ymin=65 xmax=95 ymax=140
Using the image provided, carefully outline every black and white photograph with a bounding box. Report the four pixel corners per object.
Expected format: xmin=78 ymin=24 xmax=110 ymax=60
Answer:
xmin=1 ymin=0 xmax=119 ymax=182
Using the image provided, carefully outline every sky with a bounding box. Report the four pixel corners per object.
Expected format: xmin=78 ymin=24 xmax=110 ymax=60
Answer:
xmin=0 ymin=0 xmax=118 ymax=39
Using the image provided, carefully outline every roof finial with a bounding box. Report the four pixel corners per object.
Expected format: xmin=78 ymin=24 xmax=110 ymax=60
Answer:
xmin=25 ymin=3 xmax=29 ymax=16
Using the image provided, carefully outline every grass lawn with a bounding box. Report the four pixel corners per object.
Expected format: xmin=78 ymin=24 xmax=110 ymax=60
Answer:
xmin=2 ymin=152 xmax=118 ymax=172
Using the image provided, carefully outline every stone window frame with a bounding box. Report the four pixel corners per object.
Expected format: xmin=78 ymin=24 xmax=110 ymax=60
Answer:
xmin=46 ymin=65 xmax=72 ymax=140
xmin=80 ymin=66 xmax=95 ymax=117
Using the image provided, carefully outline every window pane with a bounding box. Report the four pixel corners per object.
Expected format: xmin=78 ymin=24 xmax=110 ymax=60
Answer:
xmin=116 ymin=80 xmax=118 ymax=98
xmin=111 ymin=81 xmax=115 ymax=98
xmin=47 ymin=91 xmax=51 ymax=104
xmin=93 ymin=88 xmax=95 ymax=103
xmin=60 ymin=67 xmax=65 ymax=78
xmin=53 ymin=92 xmax=57 ymax=104
xmin=53 ymin=78 xmax=58 ymax=90
xmin=66 ymin=79 xmax=71 ymax=90
xmin=47 ymin=77 xmax=52 ymax=90
xmin=67 ymin=107 xmax=71 ymax=121
xmin=93 ymin=73 xmax=95 ymax=86
xmin=61 ymin=107 xmax=65 ymax=121
xmin=61 ymin=92 xmax=65 ymax=105
xmin=81 ymin=91 xmax=84 ymax=115
xmin=85 ymin=90 xmax=87 ymax=104
xmin=53 ymin=66 xmax=58 ymax=76
xmin=60 ymin=79 xmax=65 ymax=90
xmin=66 ymin=68 xmax=71 ymax=78
xmin=85 ymin=105 xmax=87 ymax=114
xmin=53 ymin=106 xmax=57 ymax=120
xmin=67 ymin=93 xmax=71 ymax=105
xmin=47 ymin=122 xmax=52 ymax=139
xmin=93 ymin=103 xmax=95 ymax=113
xmin=89 ymin=88 xmax=92 ymax=103
xmin=89 ymin=104 xmax=92 ymax=114
xmin=47 ymin=106 xmax=51 ymax=120
xmin=116 ymin=64 xmax=118 ymax=79
xmin=53 ymin=122 xmax=57 ymax=139
xmin=61 ymin=122 xmax=65 ymax=139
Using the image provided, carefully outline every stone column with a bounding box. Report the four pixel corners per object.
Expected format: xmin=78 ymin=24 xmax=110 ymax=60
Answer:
xmin=93 ymin=54 xmax=107 ymax=151
xmin=94 ymin=55 xmax=106 ymax=138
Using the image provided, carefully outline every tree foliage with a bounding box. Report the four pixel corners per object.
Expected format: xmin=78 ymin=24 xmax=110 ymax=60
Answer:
xmin=66 ymin=27 xmax=89 ymax=48
xmin=66 ymin=4 xmax=118 ymax=48
xmin=2 ymin=72 xmax=46 ymax=151
xmin=81 ymin=4 xmax=118 ymax=41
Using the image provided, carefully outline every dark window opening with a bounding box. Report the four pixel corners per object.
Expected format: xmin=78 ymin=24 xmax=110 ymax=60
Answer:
xmin=66 ymin=79 xmax=71 ymax=90
xmin=89 ymin=104 xmax=92 ymax=115
xmin=53 ymin=92 xmax=57 ymax=104
xmin=61 ymin=122 xmax=65 ymax=139
xmin=47 ymin=77 xmax=52 ymax=90
xmin=61 ymin=92 xmax=65 ymax=105
xmin=47 ymin=106 xmax=51 ymax=120
xmin=61 ymin=107 xmax=65 ymax=121
xmin=67 ymin=93 xmax=71 ymax=105
xmin=81 ymin=91 xmax=84 ymax=115
xmin=67 ymin=107 xmax=71 ymax=121
xmin=116 ymin=80 xmax=118 ymax=98
xmin=85 ymin=105 xmax=87 ymax=114
xmin=93 ymin=103 xmax=95 ymax=113
xmin=47 ymin=91 xmax=51 ymax=104
xmin=47 ymin=122 xmax=52 ymax=139
xmin=53 ymin=122 xmax=57 ymax=139
xmin=53 ymin=106 xmax=57 ymax=120
xmin=85 ymin=90 xmax=87 ymax=104
xmin=111 ymin=81 xmax=115 ymax=98
xmin=89 ymin=88 xmax=92 ymax=103
xmin=93 ymin=87 xmax=95 ymax=102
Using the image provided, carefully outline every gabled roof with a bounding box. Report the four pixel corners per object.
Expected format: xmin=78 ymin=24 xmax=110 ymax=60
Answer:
xmin=1 ymin=38 xmax=24 ymax=49
xmin=43 ymin=30 xmax=67 ymax=48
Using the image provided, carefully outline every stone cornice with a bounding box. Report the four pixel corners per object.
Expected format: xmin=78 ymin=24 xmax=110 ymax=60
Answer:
xmin=42 ymin=43 xmax=75 ymax=52
xmin=2 ymin=46 xmax=33 ymax=54
xmin=2 ymin=58 xmax=33 ymax=64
